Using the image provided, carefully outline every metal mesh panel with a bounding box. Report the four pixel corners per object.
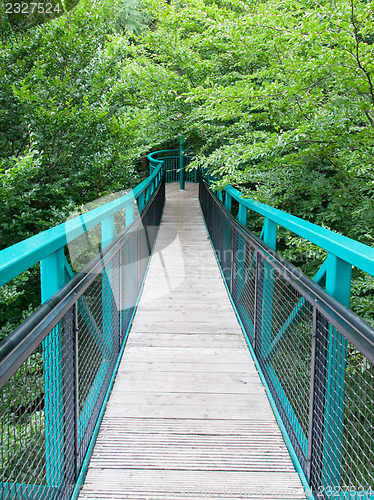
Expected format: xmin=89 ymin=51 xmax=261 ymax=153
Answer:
xmin=232 ymin=234 xmax=256 ymax=342
xmin=0 ymin=178 xmax=165 ymax=500
xmin=76 ymin=267 xmax=119 ymax=466
xmin=199 ymin=179 xmax=374 ymax=500
xmin=257 ymin=261 xmax=313 ymax=468
xmin=310 ymin=315 xmax=374 ymax=498
xmin=341 ymin=341 xmax=374 ymax=490
xmin=0 ymin=320 xmax=76 ymax=500
xmin=120 ymin=236 xmax=138 ymax=339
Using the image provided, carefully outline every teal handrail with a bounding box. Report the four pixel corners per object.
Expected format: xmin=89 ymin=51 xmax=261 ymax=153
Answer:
xmin=148 ymin=148 xmax=196 ymax=183
xmin=200 ymin=178 xmax=374 ymax=500
xmin=223 ymin=184 xmax=374 ymax=278
xmin=0 ymin=163 xmax=164 ymax=289
xmin=0 ymin=161 xmax=165 ymax=499
xmin=148 ymin=149 xmax=179 ymax=173
xmin=206 ymin=177 xmax=374 ymax=497
xmin=1 ymin=146 xmax=372 ymax=500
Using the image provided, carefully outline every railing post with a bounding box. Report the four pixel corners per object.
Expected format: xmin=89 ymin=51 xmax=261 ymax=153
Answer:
xmin=40 ymin=248 xmax=66 ymax=488
xmin=320 ymin=254 xmax=352 ymax=493
xmin=123 ymin=201 xmax=136 ymax=332
xmin=225 ymin=192 xmax=232 ymax=212
xmin=102 ymin=216 xmax=116 ymax=358
xmin=260 ymin=218 xmax=277 ymax=360
xmin=325 ymin=254 xmax=352 ymax=307
xmin=119 ymin=249 xmax=123 ymax=344
xmin=229 ymin=226 xmax=236 ymax=294
xmin=237 ymin=202 xmax=247 ymax=226
xmin=123 ymin=202 xmax=136 ymax=331
xmin=41 ymin=248 xmax=65 ymax=303
xmin=263 ymin=218 xmax=277 ymax=251
xmin=254 ymin=250 xmax=264 ymax=353
xmin=126 ymin=202 xmax=135 ymax=226
xmin=146 ymin=182 xmax=152 ymax=203
xmin=138 ymin=191 xmax=145 ymax=212
xmin=73 ymin=296 xmax=80 ymax=476
xmin=102 ymin=215 xmax=116 ymax=249
xmin=308 ymin=304 xmax=329 ymax=494
xmin=235 ymin=202 xmax=247 ymax=312
xmin=180 ymin=134 xmax=185 ymax=191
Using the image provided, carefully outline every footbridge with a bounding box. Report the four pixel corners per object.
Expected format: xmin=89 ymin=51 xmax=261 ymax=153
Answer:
xmin=0 ymin=149 xmax=373 ymax=500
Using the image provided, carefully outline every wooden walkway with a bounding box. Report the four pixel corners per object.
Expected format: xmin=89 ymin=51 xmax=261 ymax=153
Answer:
xmin=79 ymin=183 xmax=306 ymax=500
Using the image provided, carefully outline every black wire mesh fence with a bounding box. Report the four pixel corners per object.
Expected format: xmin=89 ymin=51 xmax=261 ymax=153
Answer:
xmin=200 ymin=179 xmax=374 ymax=500
xmin=0 ymin=179 xmax=165 ymax=500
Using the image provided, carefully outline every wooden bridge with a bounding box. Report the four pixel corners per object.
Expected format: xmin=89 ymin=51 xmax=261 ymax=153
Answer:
xmin=78 ymin=184 xmax=306 ymax=499
xmin=1 ymin=151 xmax=373 ymax=500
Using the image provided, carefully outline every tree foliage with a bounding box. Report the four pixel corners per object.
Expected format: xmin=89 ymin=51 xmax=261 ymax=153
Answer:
xmin=128 ymin=0 xmax=374 ymax=321
xmin=0 ymin=0 xmax=152 ymax=337
xmin=135 ymin=0 xmax=374 ymax=245
xmin=1 ymin=0 xmax=373 ymax=334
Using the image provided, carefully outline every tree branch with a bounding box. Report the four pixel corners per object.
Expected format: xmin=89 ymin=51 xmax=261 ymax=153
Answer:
xmin=350 ymin=0 xmax=374 ymax=106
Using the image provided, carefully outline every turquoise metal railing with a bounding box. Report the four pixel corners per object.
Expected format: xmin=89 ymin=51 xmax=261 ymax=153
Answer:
xmin=1 ymin=145 xmax=373 ymax=500
xmin=220 ymin=184 xmax=374 ymax=299
xmin=0 ymin=163 xmax=164 ymax=292
xmin=219 ymin=181 xmax=374 ymax=496
xmin=0 ymin=162 xmax=165 ymax=500
xmin=201 ymin=175 xmax=374 ymax=500
xmin=148 ymin=148 xmax=196 ymax=184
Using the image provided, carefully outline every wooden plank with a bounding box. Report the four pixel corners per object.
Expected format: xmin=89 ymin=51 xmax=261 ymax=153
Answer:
xmin=138 ymin=294 xmax=230 ymax=304
xmin=119 ymin=361 xmax=254 ymax=373
xmin=79 ymin=470 xmax=306 ymax=499
xmin=78 ymin=183 xmax=306 ymax=500
xmin=112 ymin=373 xmax=262 ymax=394
xmin=106 ymin=391 xmax=266 ymax=405
xmin=130 ymin=311 xmax=239 ymax=322
xmin=104 ymin=403 xmax=275 ymax=420
xmin=121 ymin=346 xmax=255 ymax=362
xmin=95 ymin=417 xmax=288 ymax=435
xmin=130 ymin=321 xmax=242 ymax=334
xmin=126 ymin=333 xmax=246 ymax=347
xmin=136 ymin=303 xmax=236 ymax=314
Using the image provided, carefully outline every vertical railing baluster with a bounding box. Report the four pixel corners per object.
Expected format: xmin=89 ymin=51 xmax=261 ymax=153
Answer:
xmin=74 ymin=296 xmax=80 ymax=475
xmin=308 ymin=304 xmax=329 ymax=496
xmin=321 ymin=254 xmax=352 ymax=491
xmin=119 ymin=249 xmax=123 ymax=345
xmin=260 ymin=219 xmax=277 ymax=360
xmin=229 ymin=226 xmax=235 ymax=294
xmin=40 ymin=248 xmax=66 ymax=488
xmin=254 ymin=250 xmax=264 ymax=353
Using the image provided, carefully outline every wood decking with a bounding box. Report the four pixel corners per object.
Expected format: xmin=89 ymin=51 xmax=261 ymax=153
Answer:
xmin=78 ymin=183 xmax=306 ymax=500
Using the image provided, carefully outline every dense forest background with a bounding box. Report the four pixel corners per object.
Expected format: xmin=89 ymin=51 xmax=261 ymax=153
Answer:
xmin=0 ymin=0 xmax=373 ymax=338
